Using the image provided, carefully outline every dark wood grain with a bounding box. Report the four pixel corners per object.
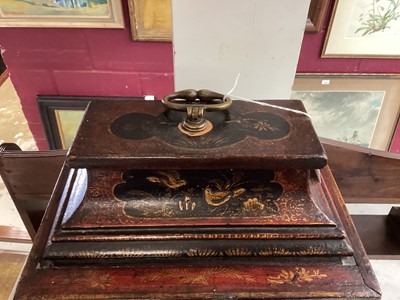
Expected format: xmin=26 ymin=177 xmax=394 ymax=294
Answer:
xmin=320 ymin=166 xmax=381 ymax=294
xmin=321 ymin=137 xmax=400 ymax=203
xmin=387 ymin=206 xmax=400 ymax=242
xmin=0 ymin=143 xmax=66 ymax=239
xmin=351 ymin=214 xmax=400 ymax=259
xmin=0 ymin=225 xmax=31 ymax=243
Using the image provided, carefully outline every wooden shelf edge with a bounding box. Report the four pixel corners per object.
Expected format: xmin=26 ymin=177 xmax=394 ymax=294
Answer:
xmin=351 ymin=214 xmax=400 ymax=259
xmin=0 ymin=225 xmax=31 ymax=243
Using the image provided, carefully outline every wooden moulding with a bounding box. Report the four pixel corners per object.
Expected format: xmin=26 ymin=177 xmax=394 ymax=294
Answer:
xmin=12 ymin=165 xmax=381 ymax=299
xmin=0 ymin=226 xmax=30 ymax=243
xmin=305 ymin=0 xmax=330 ymax=32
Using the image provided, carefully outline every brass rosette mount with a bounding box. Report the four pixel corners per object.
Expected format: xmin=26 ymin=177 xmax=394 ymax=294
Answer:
xmin=162 ymin=89 xmax=232 ymax=136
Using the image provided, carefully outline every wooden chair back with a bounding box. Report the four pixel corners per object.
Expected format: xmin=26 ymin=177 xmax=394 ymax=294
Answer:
xmin=321 ymin=137 xmax=400 ymax=258
xmin=321 ymin=137 xmax=400 ymax=204
xmin=0 ymin=143 xmax=66 ymax=240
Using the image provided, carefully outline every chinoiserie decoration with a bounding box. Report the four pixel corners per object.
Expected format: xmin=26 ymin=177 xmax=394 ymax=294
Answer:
xmin=14 ymin=92 xmax=380 ymax=299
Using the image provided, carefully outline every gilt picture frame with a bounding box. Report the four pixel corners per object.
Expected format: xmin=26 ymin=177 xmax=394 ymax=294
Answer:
xmin=292 ymin=74 xmax=400 ymax=151
xmin=305 ymin=0 xmax=329 ymax=32
xmin=127 ymin=0 xmax=172 ymax=41
xmin=127 ymin=0 xmax=324 ymax=40
xmin=0 ymin=0 xmax=124 ymax=28
xmin=37 ymin=95 xmax=144 ymax=150
xmin=322 ymin=0 xmax=400 ymax=57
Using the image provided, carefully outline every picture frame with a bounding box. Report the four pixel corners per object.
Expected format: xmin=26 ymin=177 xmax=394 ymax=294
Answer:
xmin=127 ymin=0 xmax=172 ymax=41
xmin=0 ymin=70 xmax=9 ymax=87
xmin=322 ymin=0 xmax=400 ymax=57
xmin=305 ymin=0 xmax=329 ymax=32
xmin=291 ymin=74 xmax=400 ymax=151
xmin=125 ymin=0 xmax=329 ymax=40
xmin=37 ymin=95 xmax=144 ymax=150
xmin=0 ymin=0 xmax=124 ymax=28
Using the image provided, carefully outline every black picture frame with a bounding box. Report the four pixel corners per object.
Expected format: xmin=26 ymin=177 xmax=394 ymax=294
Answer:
xmin=37 ymin=95 xmax=145 ymax=150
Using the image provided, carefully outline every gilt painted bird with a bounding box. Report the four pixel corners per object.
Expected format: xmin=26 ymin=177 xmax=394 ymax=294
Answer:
xmin=204 ymin=187 xmax=246 ymax=206
xmin=146 ymin=170 xmax=187 ymax=190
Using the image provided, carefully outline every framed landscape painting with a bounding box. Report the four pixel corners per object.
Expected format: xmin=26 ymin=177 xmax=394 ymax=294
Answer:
xmin=37 ymin=95 xmax=144 ymax=149
xmin=322 ymin=0 xmax=400 ymax=57
xmin=292 ymin=74 xmax=400 ymax=151
xmin=0 ymin=0 xmax=124 ymax=28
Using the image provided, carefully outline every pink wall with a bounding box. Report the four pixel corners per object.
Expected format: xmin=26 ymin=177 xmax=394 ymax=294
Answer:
xmin=0 ymin=0 xmax=173 ymax=150
xmin=297 ymin=0 xmax=400 ymax=153
xmin=298 ymin=32 xmax=400 ymax=73
xmin=390 ymin=129 xmax=400 ymax=154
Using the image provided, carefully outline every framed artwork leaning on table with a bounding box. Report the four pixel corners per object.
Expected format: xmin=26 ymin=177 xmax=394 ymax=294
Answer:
xmin=37 ymin=95 xmax=144 ymax=150
xmin=291 ymin=74 xmax=400 ymax=151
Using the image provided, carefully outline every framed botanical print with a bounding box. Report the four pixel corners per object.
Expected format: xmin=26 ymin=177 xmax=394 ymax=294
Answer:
xmin=0 ymin=0 xmax=124 ymax=28
xmin=292 ymin=74 xmax=400 ymax=151
xmin=37 ymin=95 xmax=144 ymax=149
xmin=322 ymin=0 xmax=400 ymax=57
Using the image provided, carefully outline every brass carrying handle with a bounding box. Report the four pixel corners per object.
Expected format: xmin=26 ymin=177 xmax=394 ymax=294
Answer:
xmin=162 ymin=89 xmax=232 ymax=133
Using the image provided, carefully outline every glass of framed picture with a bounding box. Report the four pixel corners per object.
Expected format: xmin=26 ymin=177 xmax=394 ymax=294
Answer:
xmin=37 ymin=95 xmax=144 ymax=149
xmin=127 ymin=0 xmax=172 ymax=41
xmin=322 ymin=0 xmax=400 ymax=57
xmin=292 ymin=74 xmax=400 ymax=151
xmin=0 ymin=0 xmax=124 ymax=28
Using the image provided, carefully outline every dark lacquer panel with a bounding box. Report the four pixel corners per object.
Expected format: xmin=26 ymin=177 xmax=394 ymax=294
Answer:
xmin=67 ymin=100 xmax=327 ymax=169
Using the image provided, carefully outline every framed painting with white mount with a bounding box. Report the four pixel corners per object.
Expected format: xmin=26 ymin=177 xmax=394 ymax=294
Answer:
xmin=322 ymin=0 xmax=400 ymax=57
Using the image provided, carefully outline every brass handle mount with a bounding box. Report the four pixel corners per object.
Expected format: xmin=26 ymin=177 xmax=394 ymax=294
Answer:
xmin=162 ymin=89 xmax=232 ymax=133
